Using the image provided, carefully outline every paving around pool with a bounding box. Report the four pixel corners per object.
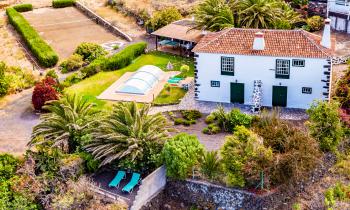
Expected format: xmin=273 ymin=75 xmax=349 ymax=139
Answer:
xmin=22 ymin=7 xmax=124 ymax=59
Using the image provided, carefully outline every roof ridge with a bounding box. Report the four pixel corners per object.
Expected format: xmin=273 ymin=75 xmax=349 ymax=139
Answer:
xmin=195 ymin=28 xmax=233 ymax=51
xmin=299 ymin=30 xmax=331 ymax=58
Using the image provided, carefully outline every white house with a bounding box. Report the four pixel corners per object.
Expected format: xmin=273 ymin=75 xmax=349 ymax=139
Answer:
xmin=327 ymin=0 xmax=350 ymax=33
xmin=192 ymin=20 xmax=333 ymax=109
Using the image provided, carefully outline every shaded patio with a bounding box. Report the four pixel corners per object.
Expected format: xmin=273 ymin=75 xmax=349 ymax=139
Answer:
xmin=151 ymin=19 xmax=205 ymax=56
xmin=92 ymin=170 xmax=141 ymax=205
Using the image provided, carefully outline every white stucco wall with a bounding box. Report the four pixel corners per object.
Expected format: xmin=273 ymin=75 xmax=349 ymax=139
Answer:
xmin=196 ymin=53 xmax=330 ymax=109
xmin=329 ymin=2 xmax=350 ymax=14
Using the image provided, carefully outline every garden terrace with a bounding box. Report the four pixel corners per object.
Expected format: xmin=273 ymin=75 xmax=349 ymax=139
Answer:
xmin=22 ymin=7 xmax=123 ymax=59
xmin=64 ymin=51 xmax=194 ymax=110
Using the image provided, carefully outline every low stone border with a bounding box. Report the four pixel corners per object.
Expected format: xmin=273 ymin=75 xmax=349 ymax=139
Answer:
xmin=75 ymin=1 xmax=133 ymax=42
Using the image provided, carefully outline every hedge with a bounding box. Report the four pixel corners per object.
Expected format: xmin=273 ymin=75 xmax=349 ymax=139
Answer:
xmin=6 ymin=8 xmax=59 ymax=67
xmin=13 ymin=4 xmax=33 ymax=12
xmin=81 ymin=42 xmax=147 ymax=78
xmin=52 ymin=0 xmax=76 ymax=8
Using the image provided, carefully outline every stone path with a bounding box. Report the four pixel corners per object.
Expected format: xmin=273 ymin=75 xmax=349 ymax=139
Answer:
xmin=0 ymin=89 xmax=39 ymax=155
xmin=150 ymin=86 xmax=309 ymax=121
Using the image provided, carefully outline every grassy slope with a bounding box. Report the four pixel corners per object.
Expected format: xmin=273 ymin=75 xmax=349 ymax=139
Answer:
xmin=65 ymin=51 xmax=194 ymax=109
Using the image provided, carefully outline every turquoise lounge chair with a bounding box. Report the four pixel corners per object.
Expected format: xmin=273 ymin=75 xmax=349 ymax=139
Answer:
xmin=122 ymin=173 xmax=141 ymax=193
xmin=108 ymin=171 xmax=126 ymax=188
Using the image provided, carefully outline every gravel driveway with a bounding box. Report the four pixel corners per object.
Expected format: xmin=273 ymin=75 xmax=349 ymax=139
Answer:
xmin=0 ymin=89 xmax=39 ymax=155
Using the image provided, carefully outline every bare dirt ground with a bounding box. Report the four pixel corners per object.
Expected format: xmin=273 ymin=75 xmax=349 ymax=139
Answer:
xmin=22 ymin=7 xmax=123 ymax=59
xmin=0 ymin=88 xmax=39 ymax=156
xmin=0 ymin=13 xmax=33 ymax=69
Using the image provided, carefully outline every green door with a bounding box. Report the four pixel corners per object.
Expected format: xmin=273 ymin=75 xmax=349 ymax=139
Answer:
xmin=230 ymin=83 xmax=244 ymax=104
xmin=272 ymin=86 xmax=287 ymax=107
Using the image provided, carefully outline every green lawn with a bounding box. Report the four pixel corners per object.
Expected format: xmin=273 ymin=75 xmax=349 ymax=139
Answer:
xmin=154 ymin=87 xmax=187 ymax=105
xmin=64 ymin=51 xmax=194 ymax=110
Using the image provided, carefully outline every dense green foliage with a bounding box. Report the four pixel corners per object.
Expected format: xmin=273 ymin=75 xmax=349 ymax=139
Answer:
xmin=74 ymin=42 xmax=107 ymax=62
xmin=81 ymin=42 xmax=147 ymax=78
xmin=211 ymin=106 xmax=252 ymax=132
xmin=30 ymin=95 xmax=98 ymax=153
xmin=13 ymin=4 xmax=33 ymax=12
xmin=324 ymin=182 xmax=350 ymax=208
xmin=6 ymin=8 xmax=58 ymax=67
xmin=52 ymin=0 xmax=76 ymax=8
xmin=194 ymin=0 xmax=234 ymax=31
xmin=252 ymin=110 xmax=321 ymax=186
xmin=221 ymin=126 xmax=273 ymax=187
xmin=306 ymin=16 xmax=324 ymax=32
xmin=60 ymin=54 xmax=84 ymax=73
xmin=145 ymin=7 xmax=182 ymax=31
xmin=162 ymin=133 xmax=204 ymax=179
xmin=0 ymin=154 xmax=39 ymax=209
xmin=306 ymin=101 xmax=343 ymax=152
xmin=0 ymin=61 xmax=36 ymax=97
xmin=194 ymin=0 xmax=300 ymax=31
xmin=85 ymin=102 xmax=170 ymax=171
xmin=0 ymin=62 xmax=9 ymax=96
xmin=200 ymin=151 xmax=221 ymax=180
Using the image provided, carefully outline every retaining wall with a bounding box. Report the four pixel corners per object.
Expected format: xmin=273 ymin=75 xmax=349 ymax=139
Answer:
xmin=130 ymin=166 xmax=166 ymax=210
xmin=75 ymin=1 xmax=133 ymax=42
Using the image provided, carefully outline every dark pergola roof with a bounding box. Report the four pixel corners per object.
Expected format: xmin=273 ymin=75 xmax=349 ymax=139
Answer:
xmin=152 ymin=19 xmax=204 ymax=43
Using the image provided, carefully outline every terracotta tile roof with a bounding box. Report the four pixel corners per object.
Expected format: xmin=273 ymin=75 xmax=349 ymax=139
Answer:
xmin=152 ymin=19 xmax=204 ymax=43
xmin=192 ymin=28 xmax=333 ymax=59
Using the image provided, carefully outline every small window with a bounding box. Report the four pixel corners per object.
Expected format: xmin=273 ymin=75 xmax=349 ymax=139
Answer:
xmin=302 ymin=87 xmax=312 ymax=94
xmin=211 ymin=81 xmax=220 ymax=87
xmin=221 ymin=57 xmax=234 ymax=76
xmin=276 ymin=59 xmax=290 ymax=79
xmin=292 ymin=59 xmax=305 ymax=67
xmin=336 ymin=0 xmax=346 ymax=5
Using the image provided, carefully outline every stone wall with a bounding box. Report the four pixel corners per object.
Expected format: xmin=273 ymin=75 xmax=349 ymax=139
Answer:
xmin=142 ymin=179 xmax=269 ymax=210
xmin=130 ymin=166 xmax=166 ymax=210
xmin=75 ymin=1 xmax=133 ymax=42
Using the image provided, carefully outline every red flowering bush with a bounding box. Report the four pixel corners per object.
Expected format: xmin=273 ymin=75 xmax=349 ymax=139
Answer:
xmin=32 ymin=77 xmax=59 ymax=111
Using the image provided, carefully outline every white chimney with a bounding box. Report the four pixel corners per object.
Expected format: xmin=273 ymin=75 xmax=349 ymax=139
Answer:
xmin=253 ymin=32 xmax=265 ymax=50
xmin=321 ymin=18 xmax=331 ymax=49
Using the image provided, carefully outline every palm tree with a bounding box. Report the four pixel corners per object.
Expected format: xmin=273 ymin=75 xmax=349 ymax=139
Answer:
xmin=30 ymin=95 xmax=98 ymax=153
xmin=84 ymin=102 xmax=171 ymax=166
xmin=234 ymin=0 xmax=282 ymax=29
xmin=194 ymin=0 xmax=234 ymax=32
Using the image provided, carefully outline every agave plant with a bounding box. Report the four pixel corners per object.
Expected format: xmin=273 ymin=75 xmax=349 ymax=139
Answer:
xmin=30 ymin=95 xmax=98 ymax=153
xmin=84 ymin=102 xmax=171 ymax=166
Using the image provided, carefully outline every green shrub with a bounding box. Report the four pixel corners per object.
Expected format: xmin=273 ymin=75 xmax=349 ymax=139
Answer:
xmin=324 ymin=182 xmax=350 ymax=208
xmin=13 ymin=4 xmax=33 ymax=12
xmin=79 ymin=152 xmax=100 ymax=173
xmin=0 ymin=62 xmax=9 ymax=96
xmin=74 ymin=42 xmax=107 ymax=62
xmin=181 ymin=110 xmax=202 ymax=120
xmin=306 ymin=100 xmax=343 ymax=152
xmin=6 ymin=8 xmax=58 ymax=67
xmin=162 ymin=133 xmax=204 ymax=179
xmin=45 ymin=69 xmax=59 ymax=80
xmin=200 ymin=151 xmax=221 ymax=180
xmin=0 ymin=154 xmax=19 ymax=181
xmin=227 ymin=109 xmax=252 ymax=131
xmin=61 ymin=72 xmax=83 ymax=87
xmin=145 ymin=7 xmax=182 ymax=31
xmin=81 ymin=42 xmax=147 ymax=78
xmin=52 ymin=0 xmax=76 ymax=8
xmin=221 ymin=126 xmax=273 ymax=187
xmin=205 ymin=114 xmax=215 ymax=124
xmin=60 ymin=54 xmax=84 ymax=73
xmin=174 ymin=118 xmax=184 ymax=125
xmin=203 ymin=123 xmax=221 ymax=135
xmin=306 ymin=16 xmax=324 ymax=32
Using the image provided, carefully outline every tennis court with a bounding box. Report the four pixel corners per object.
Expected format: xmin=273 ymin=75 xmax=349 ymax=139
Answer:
xmin=22 ymin=7 xmax=123 ymax=59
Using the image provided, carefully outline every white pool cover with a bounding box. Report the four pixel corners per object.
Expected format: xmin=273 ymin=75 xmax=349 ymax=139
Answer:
xmin=117 ymin=65 xmax=165 ymax=95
